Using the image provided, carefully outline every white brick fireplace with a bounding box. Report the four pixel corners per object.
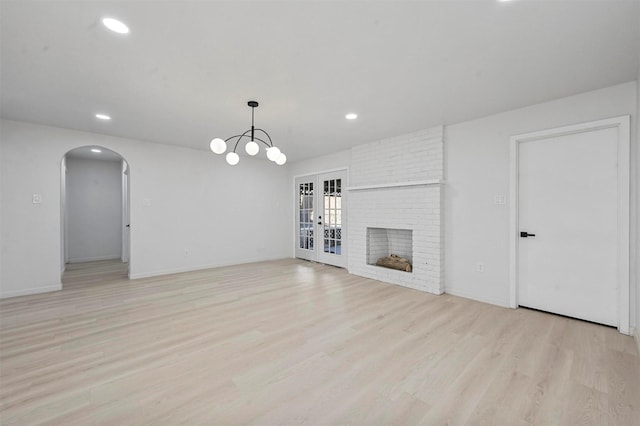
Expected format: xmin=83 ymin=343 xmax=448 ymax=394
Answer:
xmin=347 ymin=126 xmax=444 ymax=294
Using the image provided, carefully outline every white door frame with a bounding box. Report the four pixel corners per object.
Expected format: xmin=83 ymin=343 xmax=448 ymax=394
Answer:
xmin=121 ymin=160 xmax=130 ymax=263
xmin=509 ymin=116 xmax=630 ymax=334
xmin=293 ymin=167 xmax=349 ymax=264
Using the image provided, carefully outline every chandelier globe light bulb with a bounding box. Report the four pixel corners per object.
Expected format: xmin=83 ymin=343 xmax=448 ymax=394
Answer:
xmin=245 ymin=140 xmax=259 ymax=156
xmin=266 ymin=146 xmax=281 ymax=161
xmin=210 ymin=138 xmax=227 ymax=154
xmin=275 ymin=153 xmax=287 ymax=165
xmin=226 ymin=152 xmax=240 ymax=165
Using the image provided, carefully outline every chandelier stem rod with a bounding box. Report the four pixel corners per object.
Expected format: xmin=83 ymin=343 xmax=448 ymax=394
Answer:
xmin=254 ymin=128 xmax=274 ymax=147
xmin=251 ymin=106 xmax=255 ymax=141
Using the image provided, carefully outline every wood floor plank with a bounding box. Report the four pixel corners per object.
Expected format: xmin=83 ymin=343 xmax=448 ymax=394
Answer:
xmin=0 ymin=258 xmax=638 ymax=425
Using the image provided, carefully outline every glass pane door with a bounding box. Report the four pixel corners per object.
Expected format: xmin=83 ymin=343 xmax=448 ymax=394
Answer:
xmin=323 ymin=178 xmax=342 ymax=255
xmin=317 ymin=171 xmax=347 ymax=267
xmin=295 ymin=176 xmax=316 ymax=261
xmin=295 ymin=171 xmax=347 ymax=267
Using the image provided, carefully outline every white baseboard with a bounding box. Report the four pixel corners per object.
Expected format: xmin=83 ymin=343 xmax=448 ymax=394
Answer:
xmin=633 ymin=327 xmax=640 ymax=357
xmin=445 ymin=287 xmax=511 ymax=308
xmin=129 ymin=256 xmax=288 ymax=280
xmin=0 ymin=284 xmax=62 ymax=299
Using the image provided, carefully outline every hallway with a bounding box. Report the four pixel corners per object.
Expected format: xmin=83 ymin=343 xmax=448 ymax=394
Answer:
xmin=63 ymin=259 xmax=128 ymax=289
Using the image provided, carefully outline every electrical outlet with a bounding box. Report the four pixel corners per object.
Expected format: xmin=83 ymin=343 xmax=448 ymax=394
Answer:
xmin=32 ymin=194 xmax=42 ymax=204
xmin=494 ymin=195 xmax=506 ymax=205
xmin=476 ymin=262 xmax=485 ymax=273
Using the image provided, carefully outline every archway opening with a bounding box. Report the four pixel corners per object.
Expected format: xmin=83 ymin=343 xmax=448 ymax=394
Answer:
xmin=60 ymin=146 xmax=130 ymax=286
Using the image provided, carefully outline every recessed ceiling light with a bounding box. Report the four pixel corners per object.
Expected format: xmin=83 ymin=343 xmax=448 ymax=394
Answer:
xmin=102 ymin=17 xmax=129 ymax=34
xmin=345 ymin=113 xmax=358 ymax=120
xmin=91 ymin=148 xmax=102 ymax=153
xmin=95 ymin=113 xmax=111 ymax=120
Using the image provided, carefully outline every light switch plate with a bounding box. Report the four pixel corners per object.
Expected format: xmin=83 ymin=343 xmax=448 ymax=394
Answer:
xmin=494 ymin=195 xmax=506 ymax=205
xmin=32 ymin=194 xmax=42 ymax=204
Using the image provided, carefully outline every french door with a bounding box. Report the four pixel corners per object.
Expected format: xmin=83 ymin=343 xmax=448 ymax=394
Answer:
xmin=295 ymin=170 xmax=347 ymax=268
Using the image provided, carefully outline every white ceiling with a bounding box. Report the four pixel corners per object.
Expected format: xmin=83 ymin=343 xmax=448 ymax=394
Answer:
xmin=65 ymin=146 xmax=123 ymax=162
xmin=1 ymin=1 xmax=639 ymax=162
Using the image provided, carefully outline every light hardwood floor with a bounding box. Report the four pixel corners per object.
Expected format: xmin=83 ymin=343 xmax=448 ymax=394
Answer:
xmin=1 ymin=259 xmax=638 ymax=425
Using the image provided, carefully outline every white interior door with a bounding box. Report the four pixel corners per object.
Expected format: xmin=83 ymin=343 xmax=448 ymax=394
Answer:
xmin=517 ymin=127 xmax=619 ymax=326
xmin=295 ymin=170 xmax=347 ymax=267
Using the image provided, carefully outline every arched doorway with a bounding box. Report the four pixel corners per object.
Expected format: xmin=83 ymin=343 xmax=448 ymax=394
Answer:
xmin=60 ymin=146 xmax=130 ymax=285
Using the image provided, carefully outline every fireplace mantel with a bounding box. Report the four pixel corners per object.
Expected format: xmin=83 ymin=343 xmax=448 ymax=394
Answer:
xmin=346 ymin=179 xmax=442 ymax=192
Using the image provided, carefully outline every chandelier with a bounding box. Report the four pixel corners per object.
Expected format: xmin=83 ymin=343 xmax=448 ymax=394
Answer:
xmin=209 ymin=101 xmax=286 ymax=166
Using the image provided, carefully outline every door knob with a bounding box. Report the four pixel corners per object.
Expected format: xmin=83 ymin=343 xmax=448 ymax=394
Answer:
xmin=520 ymin=231 xmax=536 ymax=238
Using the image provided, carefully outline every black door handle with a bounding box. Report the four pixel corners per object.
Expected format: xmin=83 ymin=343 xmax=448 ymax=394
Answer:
xmin=520 ymin=231 xmax=535 ymax=238
xmin=126 ymin=224 xmax=130 ymax=228
xmin=317 ymin=222 xmax=322 ymax=225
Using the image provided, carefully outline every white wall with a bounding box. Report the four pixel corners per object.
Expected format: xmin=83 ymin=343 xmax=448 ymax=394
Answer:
xmin=66 ymin=157 xmax=122 ymax=263
xmin=0 ymin=131 xmax=3 ymax=292
xmin=288 ymin=149 xmax=351 ymax=178
xmin=445 ymin=82 xmax=637 ymax=319
xmin=636 ymin=68 xmax=640 ymax=335
xmin=286 ymin=82 xmax=638 ymax=327
xmin=0 ymin=120 xmax=292 ymax=298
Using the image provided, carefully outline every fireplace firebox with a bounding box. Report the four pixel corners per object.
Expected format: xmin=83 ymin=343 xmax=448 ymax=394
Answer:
xmin=366 ymin=227 xmax=413 ymax=272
